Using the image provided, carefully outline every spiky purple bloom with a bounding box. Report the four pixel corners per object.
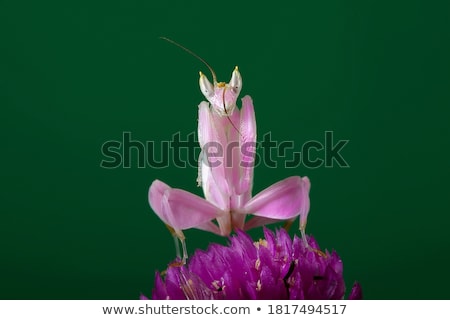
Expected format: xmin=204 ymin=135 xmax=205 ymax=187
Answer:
xmin=145 ymin=228 xmax=362 ymax=300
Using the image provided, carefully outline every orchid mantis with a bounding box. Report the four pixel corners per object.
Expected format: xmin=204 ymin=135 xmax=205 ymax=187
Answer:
xmin=149 ymin=40 xmax=311 ymax=262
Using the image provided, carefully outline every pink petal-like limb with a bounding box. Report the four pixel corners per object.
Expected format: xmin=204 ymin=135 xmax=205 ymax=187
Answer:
xmin=242 ymin=176 xmax=311 ymax=221
xmin=298 ymin=176 xmax=311 ymax=231
xmin=194 ymin=221 xmax=222 ymax=236
xmin=228 ymin=96 xmax=257 ymax=230
xmin=243 ymin=216 xmax=298 ymax=233
xmin=243 ymin=216 xmax=282 ymax=231
xmin=149 ymin=180 xmax=220 ymax=231
xmin=148 ymin=179 xmax=187 ymax=259
xmin=197 ymin=102 xmax=229 ymax=211
xmin=149 ymin=179 xmax=225 ymax=260
xmin=163 ymin=189 xmax=224 ymax=231
xmin=148 ymin=179 xmax=172 ymax=225
xmin=216 ymin=107 xmax=240 ymax=198
xmin=237 ymin=95 xmax=257 ymax=197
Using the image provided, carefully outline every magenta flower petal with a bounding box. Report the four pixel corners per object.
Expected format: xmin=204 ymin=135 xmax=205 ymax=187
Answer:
xmin=348 ymin=282 xmax=363 ymax=300
xmin=148 ymin=228 xmax=362 ymax=300
xmin=139 ymin=293 xmax=149 ymax=300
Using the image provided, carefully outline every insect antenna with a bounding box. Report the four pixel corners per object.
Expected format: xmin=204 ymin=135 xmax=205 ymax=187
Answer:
xmin=160 ymin=37 xmax=242 ymax=136
xmin=160 ymin=36 xmax=217 ymax=84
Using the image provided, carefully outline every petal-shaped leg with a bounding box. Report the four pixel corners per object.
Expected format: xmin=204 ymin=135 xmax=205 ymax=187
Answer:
xmin=242 ymin=176 xmax=310 ymax=220
xmin=198 ymin=102 xmax=230 ymax=210
xmin=200 ymin=158 xmax=229 ymax=211
xmin=148 ymin=180 xmax=187 ymax=260
xmin=298 ymin=176 xmax=311 ymax=231
xmin=237 ymin=95 xmax=257 ymax=198
xmin=163 ymin=188 xmax=224 ymax=231
xmin=243 ymin=216 xmax=281 ymax=231
xmin=195 ymin=221 xmax=222 ymax=236
xmin=148 ymin=179 xmax=172 ymax=225
xmin=148 ymin=179 xmax=224 ymax=231
xmin=212 ymin=107 xmax=241 ymax=203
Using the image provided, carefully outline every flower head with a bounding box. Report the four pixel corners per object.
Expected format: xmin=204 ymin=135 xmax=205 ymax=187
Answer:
xmin=146 ymin=228 xmax=362 ymax=300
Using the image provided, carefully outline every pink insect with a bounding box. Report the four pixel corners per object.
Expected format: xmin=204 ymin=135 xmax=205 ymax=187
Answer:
xmin=149 ymin=38 xmax=311 ymax=262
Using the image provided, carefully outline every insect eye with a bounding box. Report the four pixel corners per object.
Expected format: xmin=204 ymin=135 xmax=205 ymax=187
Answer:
xmin=230 ymin=66 xmax=242 ymax=94
xmin=199 ymin=72 xmax=214 ymax=98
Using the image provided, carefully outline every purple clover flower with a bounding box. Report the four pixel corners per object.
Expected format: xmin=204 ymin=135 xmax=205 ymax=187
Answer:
xmin=143 ymin=228 xmax=362 ymax=300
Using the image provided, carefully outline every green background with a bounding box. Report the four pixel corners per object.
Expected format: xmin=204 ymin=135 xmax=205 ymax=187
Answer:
xmin=1 ymin=0 xmax=449 ymax=299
